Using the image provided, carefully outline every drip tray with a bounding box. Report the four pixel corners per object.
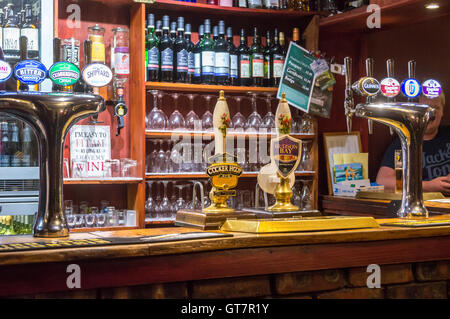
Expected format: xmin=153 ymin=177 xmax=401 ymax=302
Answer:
xmin=220 ymin=216 xmax=380 ymax=233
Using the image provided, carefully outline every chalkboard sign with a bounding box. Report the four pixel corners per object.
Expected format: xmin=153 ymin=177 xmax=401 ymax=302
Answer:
xmin=277 ymin=42 xmax=317 ymax=113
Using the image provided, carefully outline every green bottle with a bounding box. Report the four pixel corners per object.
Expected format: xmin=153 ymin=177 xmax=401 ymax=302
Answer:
xmin=3 ymin=216 xmax=16 ymax=235
xmin=200 ymin=19 xmax=215 ymax=84
xmin=250 ymin=27 xmax=264 ymax=87
xmin=146 ymin=13 xmax=159 ymax=82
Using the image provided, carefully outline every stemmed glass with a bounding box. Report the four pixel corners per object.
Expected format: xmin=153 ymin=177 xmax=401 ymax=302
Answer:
xmin=175 ymin=184 xmax=186 ymax=211
xmin=291 ymin=108 xmax=302 ymax=133
xmin=202 ymin=95 xmax=214 ymax=132
xmin=170 ymin=140 xmax=182 ymax=173
xmin=145 ymin=181 xmax=154 ymax=219
xmin=231 ymin=96 xmax=246 ymax=131
xmin=299 ymin=140 xmax=313 ymax=171
xmin=300 ymin=113 xmax=314 ymax=134
xmin=147 ymin=90 xmax=168 ymax=130
xmin=261 ymin=93 xmax=275 ymax=132
xmin=185 ymin=94 xmax=200 ymax=131
xmin=291 ymin=181 xmax=302 ymax=208
xmin=170 ymin=183 xmax=178 ymax=215
xmin=166 ymin=141 xmax=173 ymax=173
xmin=156 ymin=139 xmax=168 ymax=173
xmin=154 ymin=182 xmax=163 ymax=220
xmin=202 ymin=180 xmax=211 ymax=208
xmin=300 ymin=179 xmax=313 ymax=211
xmin=149 ymin=140 xmax=159 ymax=173
xmin=245 ymin=93 xmax=262 ymax=132
xmin=168 ymin=92 xmax=186 ymax=131
xmin=160 ymin=181 xmax=171 ymax=219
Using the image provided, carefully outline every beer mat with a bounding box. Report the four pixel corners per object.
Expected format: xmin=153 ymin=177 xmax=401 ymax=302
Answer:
xmin=0 ymin=232 xmax=233 ymax=253
xmin=380 ymin=220 xmax=450 ymax=228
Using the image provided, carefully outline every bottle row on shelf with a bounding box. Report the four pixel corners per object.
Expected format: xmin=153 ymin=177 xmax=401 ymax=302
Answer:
xmin=146 ymin=90 xmax=315 ymax=133
xmin=0 ymin=118 xmax=37 ymax=167
xmin=146 ymin=14 xmax=305 ymax=87
xmin=176 ymin=0 xmax=316 ymax=11
xmin=146 ymin=138 xmax=314 ymax=174
xmin=0 ymin=215 xmax=34 ymax=235
xmin=145 ymin=177 xmax=313 ymax=222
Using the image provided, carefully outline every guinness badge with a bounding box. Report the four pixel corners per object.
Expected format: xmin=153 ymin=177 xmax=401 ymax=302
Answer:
xmin=352 ymin=77 xmax=380 ymax=97
xmin=271 ymin=135 xmax=301 ymax=178
xmin=401 ymin=78 xmax=421 ymax=98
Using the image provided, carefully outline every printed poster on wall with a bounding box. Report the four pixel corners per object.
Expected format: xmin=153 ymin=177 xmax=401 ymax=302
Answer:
xmin=70 ymin=125 xmax=111 ymax=178
xmin=277 ymin=42 xmax=317 ymax=113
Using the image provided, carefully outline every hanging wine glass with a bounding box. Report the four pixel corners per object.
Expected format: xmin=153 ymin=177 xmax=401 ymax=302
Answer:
xmin=150 ymin=140 xmax=159 ymax=173
xmin=291 ymin=108 xmax=302 ymax=133
xmin=300 ymin=140 xmax=313 ymax=171
xmin=166 ymin=140 xmax=173 ymax=173
xmin=147 ymin=90 xmax=168 ymax=130
xmin=168 ymin=92 xmax=186 ymax=131
xmin=245 ymin=93 xmax=262 ymax=132
xmin=160 ymin=180 xmax=171 ymax=219
xmin=175 ymin=184 xmax=186 ymax=211
xmin=231 ymin=96 xmax=246 ymax=131
xmin=185 ymin=93 xmax=200 ymax=131
xmin=170 ymin=140 xmax=182 ymax=173
xmin=184 ymin=184 xmax=193 ymax=209
xmin=145 ymin=181 xmax=154 ymax=219
xmin=291 ymin=181 xmax=302 ymax=208
xmin=169 ymin=183 xmax=178 ymax=216
xmin=154 ymin=182 xmax=162 ymax=220
xmin=202 ymin=95 xmax=214 ymax=132
xmin=156 ymin=139 xmax=168 ymax=173
xmin=300 ymin=179 xmax=313 ymax=211
xmin=261 ymin=93 xmax=276 ymax=132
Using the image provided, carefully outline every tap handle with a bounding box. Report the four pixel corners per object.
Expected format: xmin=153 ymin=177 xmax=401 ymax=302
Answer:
xmin=344 ymin=57 xmax=352 ymax=89
xmin=408 ymin=60 xmax=416 ymax=79
xmin=386 ymin=59 xmax=394 ymax=78
xmin=365 ymin=58 xmax=374 ymax=77
xmin=344 ymin=57 xmax=354 ymax=134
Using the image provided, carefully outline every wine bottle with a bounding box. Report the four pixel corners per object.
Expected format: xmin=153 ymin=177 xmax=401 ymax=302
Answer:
xmin=3 ymin=4 xmax=20 ymax=63
xmin=159 ymin=15 xmax=174 ymax=82
xmin=200 ymin=19 xmax=215 ymax=84
xmin=22 ymin=123 xmax=36 ymax=167
xmin=0 ymin=121 xmax=9 ymax=167
xmin=185 ymin=23 xmax=195 ymax=83
xmin=237 ymin=28 xmax=251 ymax=86
xmin=193 ymin=24 xmax=204 ymax=84
xmin=9 ymin=121 xmax=20 ymax=167
xmin=155 ymin=20 xmax=162 ymax=39
xmin=214 ymin=20 xmax=229 ymax=85
xmin=226 ymin=27 xmax=238 ymax=86
xmin=146 ymin=13 xmax=159 ymax=82
xmin=263 ymin=30 xmax=272 ymax=87
xmin=293 ymin=27 xmax=304 ymax=47
xmin=250 ymin=27 xmax=264 ymax=87
xmin=175 ymin=17 xmax=188 ymax=83
xmin=271 ymin=28 xmax=285 ymax=87
xmin=279 ymin=31 xmax=286 ymax=56
xmin=20 ymin=4 xmax=38 ymax=60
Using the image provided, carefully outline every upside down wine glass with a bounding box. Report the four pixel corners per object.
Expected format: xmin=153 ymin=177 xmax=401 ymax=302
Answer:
xmin=148 ymin=90 xmax=168 ymax=130
xmin=261 ymin=93 xmax=275 ymax=132
xmin=245 ymin=93 xmax=262 ymax=132
xmin=231 ymin=95 xmax=246 ymax=131
xmin=185 ymin=93 xmax=200 ymax=131
xmin=202 ymin=94 xmax=214 ymax=132
xmin=168 ymin=92 xmax=186 ymax=131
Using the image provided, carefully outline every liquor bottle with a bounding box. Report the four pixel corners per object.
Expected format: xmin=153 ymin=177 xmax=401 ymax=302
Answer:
xmin=155 ymin=20 xmax=162 ymax=39
xmin=250 ymin=27 xmax=264 ymax=87
xmin=248 ymin=0 xmax=263 ymax=8
xmin=213 ymin=25 xmax=218 ymax=41
xmin=214 ymin=21 xmax=229 ymax=85
xmin=9 ymin=121 xmax=20 ymax=167
xmin=263 ymin=30 xmax=272 ymax=87
xmin=185 ymin=23 xmax=195 ymax=83
xmin=175 ymin=17 xmax=188 ymax=83
xmin=0 ymin=121 xmax=9 ymax=167
xmin=292 ymin=27 xmax=304 ymax=47
xmin=20 ymin=5 xmax=38 ymax=59
xmin=264 ymin=0 xmax=279 ymax=9
xmin=226 ymin=27 xmax=238 ymax=86
xmin=237 ymin=28 xmax=251 ymax=86
xmin=3 ymin=4 xmax=21 ymax=63
xmin=170 ymin=21 xmax=177 ymax=43
xmin=22 ymin=123 xmax=36 ymax=167
xmin=193 ymin=24 xmax=204 ymax=84
xmin=200 ymin=19 xmax=215 ymax=84
xmin=279 ymin=31 xmax=286 ymax=55
xmin=146 ymin=13 xmax=159 ymax=82
xmin=159 ymin=15 xmax=174 ymax=82
xmin=271 ymin=28 xmax=285 ymax=87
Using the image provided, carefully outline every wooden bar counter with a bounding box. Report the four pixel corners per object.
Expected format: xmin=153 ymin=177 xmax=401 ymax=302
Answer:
xmin=1 ymin=215 xmax=450 ymax=299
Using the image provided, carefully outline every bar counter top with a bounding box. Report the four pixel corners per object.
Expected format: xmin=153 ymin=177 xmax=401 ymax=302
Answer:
xmin=1 ymin=215 xmax=450 ymax=298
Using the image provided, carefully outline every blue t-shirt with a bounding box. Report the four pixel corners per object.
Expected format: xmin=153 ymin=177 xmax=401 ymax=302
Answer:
xmin=380 ymin=126 xmax=450 ymax=181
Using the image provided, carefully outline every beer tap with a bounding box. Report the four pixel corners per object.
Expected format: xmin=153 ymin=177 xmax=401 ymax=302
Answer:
xmin=386 ymin=59 xmax=396 ymax=135
xmin=343 ymin=57 xmax=354 ymax=134
xmin=408 ymin=60 xmax=416 ymax=103
xmin=112 ymin=78 xmax=128 ymax=136
xmin=365 ymin=58 xmax=375 ymax=135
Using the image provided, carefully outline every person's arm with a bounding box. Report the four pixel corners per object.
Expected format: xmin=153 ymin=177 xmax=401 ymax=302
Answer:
xmin=376 ymin=166 xmax=396 ymax=192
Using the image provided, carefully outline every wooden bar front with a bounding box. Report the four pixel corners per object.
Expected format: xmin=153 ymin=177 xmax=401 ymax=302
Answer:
xmin=1 ymin=215 xmax=450 ymax=299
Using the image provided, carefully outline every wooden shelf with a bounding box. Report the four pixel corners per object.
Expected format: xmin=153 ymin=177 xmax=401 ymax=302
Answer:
xmin=146 ymin=82 xmax=278 ymax=94
xmin=70 ymin=226 xmax=139 ymax=233
xmin=147 ymin=0 xmax=319 ymax=19
xmin=64 ymin=178 xmax=143 ymax=185
xmin=320 ymin=0 xmax=450 ymax=33
xmin=145 ymin=130 xmax=315 ymax=140
xmin=145 ymin=171 xmax=316 ymax=179
xmin=145 ymin=219 xmax=175 ymax=226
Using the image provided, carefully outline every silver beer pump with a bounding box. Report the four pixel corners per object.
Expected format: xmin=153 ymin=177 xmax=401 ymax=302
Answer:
xmin=0 ymin=93 xmax=105 ymax=237
xmin=343 ymin=57 xmax=436 ymax=219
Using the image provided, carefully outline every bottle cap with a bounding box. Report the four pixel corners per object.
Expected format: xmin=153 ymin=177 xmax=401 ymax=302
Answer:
xmin=199 ymin=24 xmax=204 ymax=36
xmin=240 ymin=28 xmax=246 ymax=37
xmin=156 ymin=20 xmax=162 ymax=30
xmin=185 ymin=23 xmax=191 ymax=34
xmin=177 ymin=17 xmax=184 ymax=31
xmin=226 ymin=27 xmax=233 ymax=39
xmin=213 ymin=26 xmax=218 ymax=37
xmin=148 ymin=14 xmax=154 ymax=27
xmin=218 ymin=21 xmax=225 ymax=35
xmin=162 ymin=16 xmax=169 ymax=29
xmin=170 ymin=22 xmax=177 ymax=32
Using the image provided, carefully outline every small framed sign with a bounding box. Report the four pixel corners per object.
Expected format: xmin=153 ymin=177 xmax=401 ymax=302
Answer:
xmin=277 ymin=42 xmax=317 ymax=113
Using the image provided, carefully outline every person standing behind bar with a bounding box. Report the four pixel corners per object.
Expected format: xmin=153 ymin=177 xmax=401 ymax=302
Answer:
xmin=376 ymin=92 xmax=450 ymax=194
